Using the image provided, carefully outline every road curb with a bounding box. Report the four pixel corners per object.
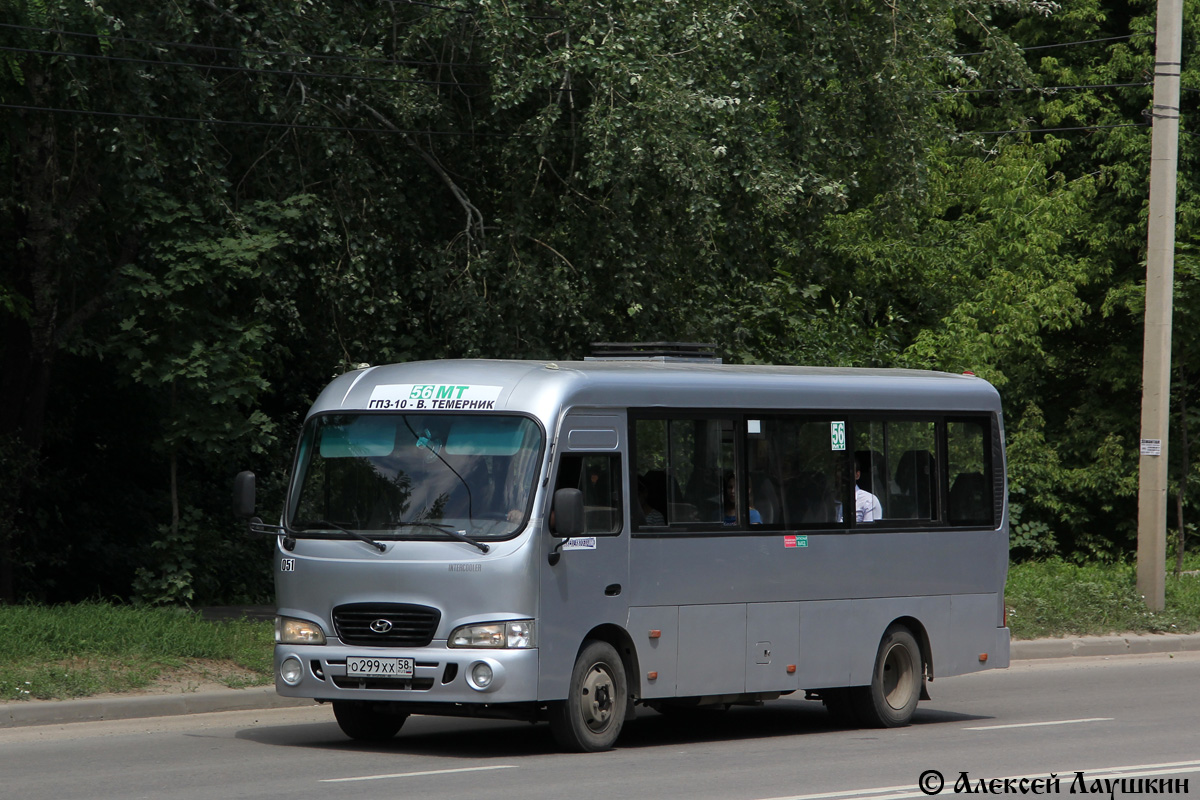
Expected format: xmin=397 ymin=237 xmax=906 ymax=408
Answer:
xmin=3 ymin=634 xmax=1198 ymax=729
xmin=0 ymin=686 xmax=313 ymax=729
xmin=1010 ymin=633 xmax=1200 ymax=659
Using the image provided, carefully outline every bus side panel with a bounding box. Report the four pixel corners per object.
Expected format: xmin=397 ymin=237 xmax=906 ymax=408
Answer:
xmin=747 ymin=602 xmax=800 ymax=693
xmin=628 ymin=603 xmax=799 ymax=699
xmin=943 ymin=593 xmax=1010 ymax=674
xmin=627 ymin=606 xmax=679 ymax=698
xmin=797 ymin=597 xmax=951 ymax=689
xmin=678 ymin=604 xmax=746 ymax=695
xmin=628 ymin=533 xmax=1002 ymax=608
xmin=795 ymin=600 xmax=857 ymax=688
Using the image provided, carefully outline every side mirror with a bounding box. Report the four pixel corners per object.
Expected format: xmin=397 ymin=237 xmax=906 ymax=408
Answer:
xmin=548 ymin=488 xmax=585 ymax=566
xmin=233 ymin=471 xmax=256 ymax=518
xmin=552 ymin=487 xmax=585 ymax=538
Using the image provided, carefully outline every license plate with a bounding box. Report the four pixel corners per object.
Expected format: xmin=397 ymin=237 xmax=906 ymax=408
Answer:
xmin=346 ymin=656 xmax=414 ymax=678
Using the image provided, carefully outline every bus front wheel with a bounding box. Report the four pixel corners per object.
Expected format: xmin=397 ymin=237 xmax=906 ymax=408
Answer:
xmin=332 ymin=701 xmax=408 ymax=741
xmin=548 ymin=640 xmax=628 ymax=752
xmin=852 ymin=624 xmax=922 ymax=728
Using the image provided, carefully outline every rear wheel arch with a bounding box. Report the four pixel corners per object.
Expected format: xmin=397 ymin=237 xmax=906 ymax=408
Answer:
xmin=891 ymin=615 xmax=934 ymax=683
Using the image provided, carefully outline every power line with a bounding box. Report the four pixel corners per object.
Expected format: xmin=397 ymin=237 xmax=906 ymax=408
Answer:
xmin=384 ymin=0 xmax=564 ymax=21
xmin=0 ymin=43 xmax=490 ymax=89
xmin=934 ymin=81 xmax=1150 ymax=96
xmin=0 ymin=101 xmax=519 ymax=137
xmin=387 ymin=0 xmax=474 ymax=14
xmin=0 ymin=21 xmax=489 ymax=70
xmin=1018 ymin=32 xmax=1154 ymax=52
xmin=953 ymin=32 xmax=1153 ymax=58
xmin=962 ymin=121 xmax=1150 ymax=135
xmin=9 ymin=100 xmax=1150 ymax=140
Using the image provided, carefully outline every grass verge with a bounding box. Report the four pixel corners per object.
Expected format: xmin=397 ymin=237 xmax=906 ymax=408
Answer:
xmin=3 ymin=557 xmax=1200 ymax=702
xmin=0 ymin=602 xmax=272 ymax=702
xmin=1005 ymin=556 xmax=1200 ymax=639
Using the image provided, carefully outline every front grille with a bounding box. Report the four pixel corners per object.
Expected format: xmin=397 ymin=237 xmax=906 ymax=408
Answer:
xmin=332 ymin=603 xmax=441 ymax=647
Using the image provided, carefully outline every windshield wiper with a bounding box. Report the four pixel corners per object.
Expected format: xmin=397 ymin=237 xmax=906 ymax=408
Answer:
xmin=402 ymin=418 xmax=477 ymax=526
xmin=294 ymin=520 xmax=386 ymax=552
xmin=398 ymin=520 xmax=490 ymax=553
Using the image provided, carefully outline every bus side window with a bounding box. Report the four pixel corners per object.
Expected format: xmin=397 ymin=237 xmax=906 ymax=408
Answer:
xmin=883 ymin=421 xmax=938 ymax=521
xmin=556 ymin=454 xmax=622 ymax=534
xmin=745 ymin=419 xmax=779 ymax=526
xmin=633 ymin=417 xmax=736 ymax=529
xmin=764 ymin=417 xmax=849 ymax=529
xmin=947 ymin=419 xmax=992 ymax=526
xmin=634 ymin=419 xmax=672 ymax=527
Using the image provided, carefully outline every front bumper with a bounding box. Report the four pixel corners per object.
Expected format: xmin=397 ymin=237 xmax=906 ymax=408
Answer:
xmin=274 ymin=642 xmax=540 ymax=705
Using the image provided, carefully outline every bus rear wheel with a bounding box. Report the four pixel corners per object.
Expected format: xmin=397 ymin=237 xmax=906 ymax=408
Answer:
xmin=548 ymin=640 xmax=628 ymax=752
xmin=852 ymin=624 xmax=922 ymax=728
xmin=332 ymin=701 xmax=408 ymax=741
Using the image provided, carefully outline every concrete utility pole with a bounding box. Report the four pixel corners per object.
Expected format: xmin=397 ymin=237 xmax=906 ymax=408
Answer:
xmin=1137 ymin=0 xmax=1183 ymax=612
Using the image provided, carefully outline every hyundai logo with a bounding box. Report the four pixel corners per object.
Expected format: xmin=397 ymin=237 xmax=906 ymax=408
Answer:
xmin=369 ymin=619 xmax=394 ymax=634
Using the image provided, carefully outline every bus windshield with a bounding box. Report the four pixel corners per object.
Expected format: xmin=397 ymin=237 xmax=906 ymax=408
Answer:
xmin=287 ymin=413 xmax=543 ymax=539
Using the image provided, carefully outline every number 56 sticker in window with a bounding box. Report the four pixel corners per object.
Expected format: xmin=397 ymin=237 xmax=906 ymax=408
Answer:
xmin=830 ymin=421 xmax=846 ymax=451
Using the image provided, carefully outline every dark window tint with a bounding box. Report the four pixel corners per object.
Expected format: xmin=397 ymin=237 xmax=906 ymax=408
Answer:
xmin=855 ymin=419 xmax=938 ymax=523
xmin=556 ymin=454 xmax=622 ymax=534
xmin=947 ymin=420 xmax=993 ymax=526
xmin=748 ymin=417 xmax=850 ymax=528
xmin=634 ymin=417 xmax=735 ymax=528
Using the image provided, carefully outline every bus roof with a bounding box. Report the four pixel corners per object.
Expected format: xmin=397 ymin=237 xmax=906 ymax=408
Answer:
xmin=309 ymin=359 xmax=1002 ymax=418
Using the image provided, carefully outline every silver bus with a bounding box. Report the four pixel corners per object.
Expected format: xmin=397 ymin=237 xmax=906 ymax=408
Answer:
xmin=234 ymin=351 xmax=1010 ymax=751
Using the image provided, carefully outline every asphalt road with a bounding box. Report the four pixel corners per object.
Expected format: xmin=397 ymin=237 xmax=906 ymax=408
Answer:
xmin=2 ymin=652 xmax=1197 ymax=800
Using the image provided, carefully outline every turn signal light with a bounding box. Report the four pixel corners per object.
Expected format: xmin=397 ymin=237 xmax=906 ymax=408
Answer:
xmin=979 ymin=653 xmax=989 ymax=663
xmin=647 ymin=671 xmax=658 ymax=681
xmin=648 ymin=630 xmax=661 ymax=639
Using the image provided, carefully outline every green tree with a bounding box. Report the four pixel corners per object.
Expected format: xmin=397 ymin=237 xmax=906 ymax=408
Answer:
xmin=5 ymin=0 xmax=1146 ymax=601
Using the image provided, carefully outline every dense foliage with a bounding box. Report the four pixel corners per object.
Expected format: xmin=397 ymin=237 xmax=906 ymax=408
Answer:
xmin=1 ymin=0 xmax=1197 ymax=603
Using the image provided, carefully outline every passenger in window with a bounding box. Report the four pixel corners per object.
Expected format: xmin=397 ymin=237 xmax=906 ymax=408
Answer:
xmin=637 ymin=476 xmax=666 ymax=525
xmin=855 ymin=457 xmax=883 ymax=523
xmin=723 ymin=472 xmax=761 ymax=526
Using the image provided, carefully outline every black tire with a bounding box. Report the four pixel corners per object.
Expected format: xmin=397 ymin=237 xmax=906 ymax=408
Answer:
xmin=332 ymin=701 xmax=409 ymax=741
xmin=852 ymin=625 xmax=922 ymax=728
xmin=548 ymin=640 xmax=628 ymax=752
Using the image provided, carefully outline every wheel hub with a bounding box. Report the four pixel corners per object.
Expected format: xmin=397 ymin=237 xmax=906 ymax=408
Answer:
xmin=881 ymin=643 xmax=916 ymax=711
xmin=580 ymin=664 xmax=615 ymax=732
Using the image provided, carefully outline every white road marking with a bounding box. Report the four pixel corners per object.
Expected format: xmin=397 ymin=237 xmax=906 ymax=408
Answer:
xmin=963 ymin=717 xmax=1113 ymax=730
xmin=320 ymin=764 xmax=518 ymax=783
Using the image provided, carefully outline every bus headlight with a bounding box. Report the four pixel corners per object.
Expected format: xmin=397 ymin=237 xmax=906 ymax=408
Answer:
xmin=276 ymin=616 xmax=327 ymax=645
xmin=448 ymin=620 xmax=535 ymax=649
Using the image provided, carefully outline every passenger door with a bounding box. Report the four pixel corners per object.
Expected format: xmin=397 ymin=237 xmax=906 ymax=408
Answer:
xmin=537 ymin=413 xmax=631 ymax=700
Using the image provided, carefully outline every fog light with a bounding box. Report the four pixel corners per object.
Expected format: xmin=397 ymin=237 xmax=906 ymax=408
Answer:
xmin=280 ymin=656 xmax=303 ymax=686
xmin=469 ymin=661 xmax=494 ymax=690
